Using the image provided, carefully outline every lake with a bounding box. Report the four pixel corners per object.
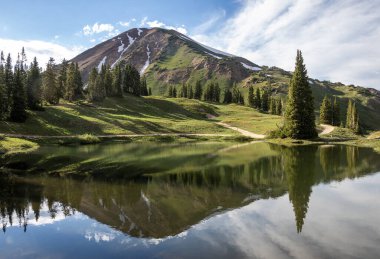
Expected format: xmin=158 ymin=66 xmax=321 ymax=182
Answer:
xmin=1 ymin=142 xmax=380 ymax=258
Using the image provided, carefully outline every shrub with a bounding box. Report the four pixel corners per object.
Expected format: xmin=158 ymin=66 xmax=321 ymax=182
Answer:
xmin=268 ymin=126 xmax=287 ymax=139
xmin=77 ymin=134 xmax=101 ymax=145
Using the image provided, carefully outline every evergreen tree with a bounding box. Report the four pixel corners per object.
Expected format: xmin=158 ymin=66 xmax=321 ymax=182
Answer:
xmin=180 ymin=82 xmax=187 ymax=98
xmin=332 ymin=97 xmax=340 ymax=126
xmin=95 ymin=73 xmax=106 ymax=101
xmin=261 ymin=89 xmax=269 ymax=112
xmin=319 ymin=96 xmax=332 ymax=124
xmin=213 ymin=82 xmax=220 ymax=102
xmin=26 ymin=57 xmax=42 ymax=110
xmin=188 ymin=85 xmax=193 ymax=99
xmin=223 ymin=88 xmax=232 ymax=104
xmin=172 ymin=86 xmax=177 ymax=97
xmin=10 ymin=66 xmax=27 ymax=122
xmin=140 ymin=77 xmax=148 ymax=96
xmin=248 ymin=86 xmax=254 ymax=107
xmin=283 ymin=50 xmax=317 ymax=139
xmin=194 ymin=80 xmax=202 ymax=99
xmin=88 ymin=68 xmax=105 ymax=101
xmin=123 ymin=64 xmax=140 ymax=96
xmin=42 ymin=58 xmax=60 ymax=104
xmin=232 ymin=84 xmax=240 ymax=104
xmin=87 ymin=68 xmax=97 ymax=101
xmin=148 ymin=87 xmax=152 ymax=96
xmin=167 ymin=85 xmax=173 ymax=97
xmin=74 ymin=63 xmax=83 ymax=98
xmin=111 ymin=64 xmax=123 ymax=97
xmin=345 ymin=99 xmax=360 ymax=133
xmin=239 ymin=91 xmax=244 ymax=105
xmin=269 ymin=97 xmax=277 ymax=114
xmin=64 ymin=63 xmax=76 ymax=101
xmin=4 ymin=53 xmax=14 ymax=115
xmin=58 ymin=59 xmax=68 ymax=98
xmin=276 ymin=99 xmax=283 ymax=116
xmin=203 ymin=81 xmax=214 ymax=101
xmin=0 ymin=51 xmax=7 ymax=119
xmin=255 ymin=88 xmax=261 ymax=108
xmin=103 ymin=65 xmax=113 ymax=96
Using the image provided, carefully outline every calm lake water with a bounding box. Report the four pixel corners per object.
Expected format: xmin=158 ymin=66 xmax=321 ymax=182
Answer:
xmin=1 ymin=142 xmax=380 ymax=259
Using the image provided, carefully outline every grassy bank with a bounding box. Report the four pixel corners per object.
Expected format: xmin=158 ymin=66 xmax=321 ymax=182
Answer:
xmin=0 ymin=95 xmax=282 ymax=137
xmin=267 ymin=126 xmax=380 ymax=154
xmin=0 ymin=136 xmax=39 ymax=155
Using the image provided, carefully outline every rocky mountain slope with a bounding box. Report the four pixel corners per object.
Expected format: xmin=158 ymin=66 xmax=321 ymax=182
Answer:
xmin=71 ymin=28 xmax=260 ymax=89
xmin=71 ymin=27 xmax=380 ymax=130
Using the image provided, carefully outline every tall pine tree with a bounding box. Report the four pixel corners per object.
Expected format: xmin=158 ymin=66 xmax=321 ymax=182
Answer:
xmin=248 ymin=86 xmax=254 ymax=107
xmin=284 ymin=50 xmax=317 ymax=139
xmin=42 ymin=58 xmax=60 ymax=104
xmin=345 ymin=99 xmax=360 ymax=133
xmin=4 ymin=54 xmax=14 ymax=116
xmin=26 ymin=57 xmax=42 ymax=110
xmin=10 ymin=65 xmax=27 ymax=122
xmin=255 ymin=88 xmax=261 ymax=108
xmin=332 ymin=97 xmax=340 ymax=126
xmin=140 ymin=76 xmax=148 ymax=96
xmin=194 ymin=80 xmax=202 ymax=100
xmin=261 ymin=89 xmax=269 ymax=112
xmin=0 ymin=51 xmax=6 ymax=119
xmin=319 ymin=96 xmax=332 ymax=124
xmin=223 ymin=88 xmax=232 ymax=104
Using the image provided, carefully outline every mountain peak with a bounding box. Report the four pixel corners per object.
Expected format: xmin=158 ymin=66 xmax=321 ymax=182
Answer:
xmin=71 ymin=27 xmax=261 ymax=83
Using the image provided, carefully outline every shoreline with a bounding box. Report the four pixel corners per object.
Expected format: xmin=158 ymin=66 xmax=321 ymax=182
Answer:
xmin=1 ymin=132 xmax=379 ymax=156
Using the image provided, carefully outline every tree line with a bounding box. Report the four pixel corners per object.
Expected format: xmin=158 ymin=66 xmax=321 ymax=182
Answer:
xmin=165 ymin=80 xmax=283 ymax=115
xmin=319 ymin=96 xmax=360 ymax=133
xmin=0 ymin=49 xmax=151 ymax=123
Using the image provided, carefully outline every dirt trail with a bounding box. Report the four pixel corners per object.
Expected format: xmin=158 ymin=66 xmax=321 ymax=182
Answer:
xmin=207 ymin=114 xmax=266 ymax=139
xmin=319 ymin=124 xmax=335 ymax=135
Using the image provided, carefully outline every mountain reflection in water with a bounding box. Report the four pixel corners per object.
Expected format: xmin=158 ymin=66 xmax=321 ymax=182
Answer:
xmin=1 ymin=143 xmax=379 ymax=239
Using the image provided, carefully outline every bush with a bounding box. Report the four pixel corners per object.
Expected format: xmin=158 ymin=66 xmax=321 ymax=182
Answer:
xmin=0 ymin=134 xmax=5 ymax=140
xmin=78 ymin=134 xmax=101 ymax=145
xmin=268 ymin=126 xmax=287 ymax=139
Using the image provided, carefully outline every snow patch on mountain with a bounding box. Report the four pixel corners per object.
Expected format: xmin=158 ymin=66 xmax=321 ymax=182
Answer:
xmin=111 ymin=33 xmax=136 ymax=68
xmin=140 ymin=45 xmax=151 ymax=75
xmin=97 ymin=56 xmax=107 ymax=71
xmin=137 ymin=28 xmax=143 ymax=36
xmin=117 ymin=40 xmax=124 ymax=53
xmin=241 ymin=62 xmax=261 ymax=71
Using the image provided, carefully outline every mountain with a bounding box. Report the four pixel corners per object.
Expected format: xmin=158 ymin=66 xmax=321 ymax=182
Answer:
xmin=71 ymin=27 xmax=260 ymax=89
xmin=71 ymin=27 xmax=380 ymax=131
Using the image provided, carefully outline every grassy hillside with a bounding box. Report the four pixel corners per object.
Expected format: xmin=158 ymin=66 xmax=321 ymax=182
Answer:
xmin=239 ymin=67 xmax=380 ymax=131
xmin=0 ymin=95 xmax=282 ymax=136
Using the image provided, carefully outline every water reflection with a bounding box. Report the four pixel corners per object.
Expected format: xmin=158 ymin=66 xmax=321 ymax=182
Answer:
xmin=1 ymin=143 xmax=379 ymax=238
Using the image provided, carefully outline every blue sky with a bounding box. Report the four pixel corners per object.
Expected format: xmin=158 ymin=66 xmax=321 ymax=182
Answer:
xmin=1 ymin=0 xmax=379 ymax=89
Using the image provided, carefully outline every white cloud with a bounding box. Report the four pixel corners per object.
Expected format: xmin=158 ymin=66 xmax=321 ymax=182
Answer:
xmin=146 ymin=20 xmax=165 ymax=28
xmin=119 ymin=21 xmax=130 ymax=27
xmin=141 ymin=18 xmax=188 ymax=35
xmin=193 ymin=9 xmax=226 ymax=34
xmin=0 ymin=38 xmax=84 ymax=66
xmin=192 ymin=0 xmax=380 ymax=89
xmin=140 ymin=17 xmax=148 ymax=27
xmin=83 ymin=22 xmax=115 ymax=36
